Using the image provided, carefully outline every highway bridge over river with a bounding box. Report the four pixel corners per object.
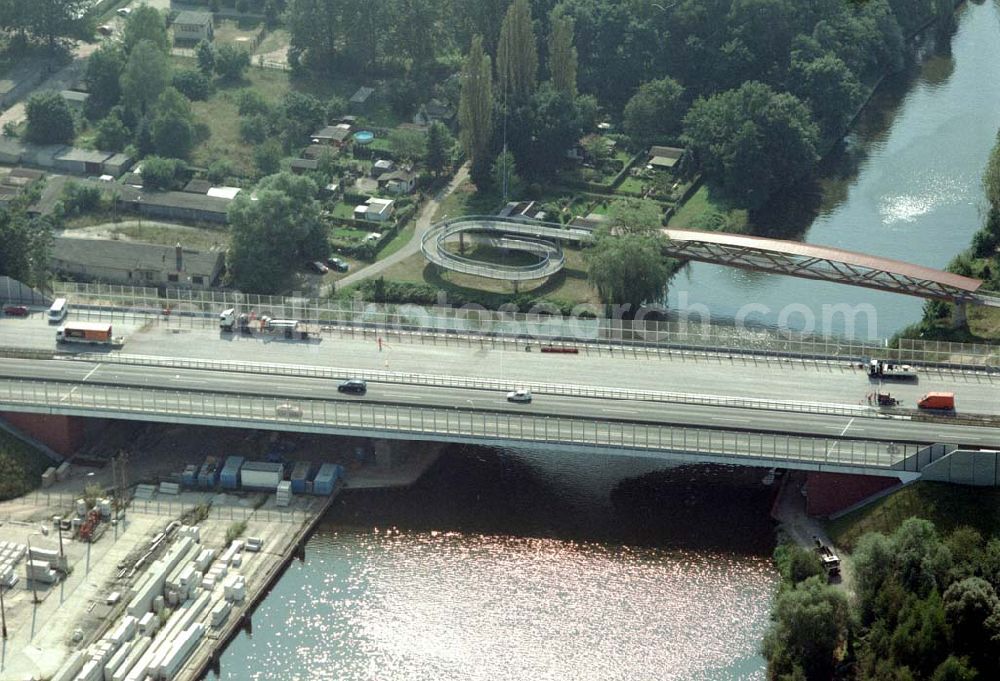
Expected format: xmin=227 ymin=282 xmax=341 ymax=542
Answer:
xmin=0 ymin=310 xmax=998 ymax=483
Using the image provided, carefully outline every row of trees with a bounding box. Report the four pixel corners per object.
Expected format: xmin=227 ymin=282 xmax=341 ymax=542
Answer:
xmin=0 ymin=0 xmax=91 ymax=51
xmin=765 ymin=519 xmax=1000 ymax=680
xmin=447 ymin=0 xmax=952 ymax=208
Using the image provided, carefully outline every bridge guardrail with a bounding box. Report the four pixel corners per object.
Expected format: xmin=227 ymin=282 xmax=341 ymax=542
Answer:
xmin=63 ymin=352 xmax=880 ymax=419
xmin=46 ymin=282 xmax=1000 ymax=370
xmin=0 ymin=378 xmax=918 ymax=470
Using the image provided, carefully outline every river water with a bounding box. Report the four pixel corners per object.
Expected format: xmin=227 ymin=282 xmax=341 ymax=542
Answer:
xmin=213 ymin=447 xmax=779 ymax=680
xmin=211 ymin=6 xmax=1000 ymax=680
xmin=668 ymin=0 xmax=1000 ymax=339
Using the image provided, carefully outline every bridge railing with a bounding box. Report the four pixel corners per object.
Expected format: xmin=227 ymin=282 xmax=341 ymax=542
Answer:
xmin=0 ymin=378 xmax=917 ymax=470
xmin=49 ymin=282 xmax=998 ymax=369
xmin=64 ymin=352 xmax=879 ymax=419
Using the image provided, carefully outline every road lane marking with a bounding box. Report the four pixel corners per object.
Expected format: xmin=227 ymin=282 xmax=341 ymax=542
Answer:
xmin=709 ymin=416 xmax=753 ymax=423
xmin=81 ymin=364 xmax=101 ymax=382
xmin=839 ymin=418 xmax=855 ymax=436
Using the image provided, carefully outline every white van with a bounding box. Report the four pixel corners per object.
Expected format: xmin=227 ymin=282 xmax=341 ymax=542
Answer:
xmin=48 ymin=298 xmax=68 ymax=323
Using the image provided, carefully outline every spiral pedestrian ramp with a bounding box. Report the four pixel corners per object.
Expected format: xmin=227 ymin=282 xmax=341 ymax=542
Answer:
xmin=421 ymin=215 xmax=587 ymax=282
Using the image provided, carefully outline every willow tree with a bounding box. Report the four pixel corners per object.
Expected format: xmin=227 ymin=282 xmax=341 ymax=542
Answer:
xmin=459 ymin=35 xmax=494 ymax=188
xmin=548 ymin=6 xmax=577 ymax=97
xmin=497 ymin=0 xmax=538 ymax=102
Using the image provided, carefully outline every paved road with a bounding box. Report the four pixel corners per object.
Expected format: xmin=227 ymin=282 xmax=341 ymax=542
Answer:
xmin=4 ymin=315 xmax=999 ymax=415
xmin=331 ymin=162 xmax=471 ymax=291
xmin=1 ymin=358 xmax=997 ymax=447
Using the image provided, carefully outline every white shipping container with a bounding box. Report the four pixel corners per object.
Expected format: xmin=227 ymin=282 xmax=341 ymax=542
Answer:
xmin=111 ymin=636 xmax=151 ymax=681
xmin=103 ymin=640 xmax=134 ymax=681
xmin=138 ymin=612 xmax=157 ymax=636
xmin=75 ymin=658 xmax=102 ymax=681
xmin=239 ymin=467 xmax=282 ymax=490
xmin=160 ymin=623 xmax=205 ymax=680
xmin=194 ymin=548 xmax=215 ymax=572
xmin=51 ymin=651 xmax=86 ymax=681
xmin=211 ymin=599 xmax=232 ymax=626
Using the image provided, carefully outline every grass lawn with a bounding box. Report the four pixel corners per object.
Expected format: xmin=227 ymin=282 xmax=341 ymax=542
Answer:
xmin=668 ymin=184 xmax=749 ymax=232
xmin=0 ymin=429 xmax=52 ymax=501
xmin=111 ymin=223 xmax=229 ymax=250
xmin=432 ymin=180 xmax=503 ymax=223
xmin=256 ymin=29 xmax=291 ymax=56
xmin=331 ymin=225 xmax=368 ymax=240
xmin=376 ymin=221 xmax=415 ymax=261
xmin=443 ymin=242 xmax=541 ymax=267
xmin=617 ymin=176 xmax=645 ymax=195
xmin=331 ymin=202 xmax=361 ymax=220
xmin=371 ymin=247 xmax=598 ymax=308
xmin=211 ymin=20 xmax=261 ymax=48
xmin=826 ymin=482 xmax=1000 ymax=550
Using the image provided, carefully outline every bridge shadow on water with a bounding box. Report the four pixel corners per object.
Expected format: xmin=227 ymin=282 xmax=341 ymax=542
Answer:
xmin=325 ymin=445 xmax=778 ymax=556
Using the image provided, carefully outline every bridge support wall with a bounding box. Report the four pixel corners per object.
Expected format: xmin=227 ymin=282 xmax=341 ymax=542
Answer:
xmin=0 ymin=412 xmax=88 ymax=456
xmin=921 ymin=449 xmax=1000 ymax=486
xmin=804 ymin=472 xmax=902 ymax=517
xmin=952 ymin=302 xmax=968 ymax=329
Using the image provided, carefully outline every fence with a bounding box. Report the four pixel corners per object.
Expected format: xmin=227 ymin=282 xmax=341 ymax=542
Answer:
xmin=0 ymin=378 xmax=917 ymax=470
xmin=10 ymin=490 xmax=311 ymax=525
xmin=66 ymin=351 xmax=878 ymax=419
xmin=49 ymin=282 xmax=999 ymax=369
xmin=0 ymin=276 xmax=51 ymax=306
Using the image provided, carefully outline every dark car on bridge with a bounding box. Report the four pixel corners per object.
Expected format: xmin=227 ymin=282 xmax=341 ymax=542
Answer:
xmin=337 ymin=379 xmax=367 ymax=395
xmin=3 ymin=305 xmax=29 ymax=317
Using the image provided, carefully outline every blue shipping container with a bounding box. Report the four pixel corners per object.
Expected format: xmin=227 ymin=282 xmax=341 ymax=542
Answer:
xmin=198 ymin=459 xmax=219 ymax=488
xmin=290 ymin=462 xmax=311 ymax=494
xmin=313 ymin=463 xmax=341 ymax=496
xmin=220 ymin=455 xmax=245 ymax=490
xmin=181 ymin=465 xmax=198 ymax=487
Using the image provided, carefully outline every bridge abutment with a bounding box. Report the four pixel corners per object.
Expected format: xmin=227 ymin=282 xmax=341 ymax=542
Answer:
xmin=951 ymin=301 xmax=968 ymax=329
xmin=1 ymin=412 xmax=90 ymax=457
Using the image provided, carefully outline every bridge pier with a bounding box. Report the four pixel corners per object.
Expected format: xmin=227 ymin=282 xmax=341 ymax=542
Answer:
xmin=459 ymin=231 xmax=465 ymax=254
xmin=951 ymin=301 xmax=968 ymax=329
xmin=0 ymin=412 xmax=92 ymax=457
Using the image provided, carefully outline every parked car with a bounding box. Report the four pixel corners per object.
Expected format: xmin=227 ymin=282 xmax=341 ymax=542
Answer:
xmin=97 ymin=24 xmax=114 ymax=36
xmin=326 ymin=257 xmax=349 ymax=272
xmin=308 ymin=261 xmax=329 ymax=274
xmin=3 ymin=305 xmax=29 ymax=317
xmin=337 ymin=379 xmax=367 ymax=395
xmin=506 ymin=389 xmax=532 ymax=403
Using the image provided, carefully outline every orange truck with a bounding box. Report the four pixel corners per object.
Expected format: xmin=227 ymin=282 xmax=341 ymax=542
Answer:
xmin=917 ymin=392 xmax=955 ymax=411
xmin=55 ymin=322 xmax=123 ymax=346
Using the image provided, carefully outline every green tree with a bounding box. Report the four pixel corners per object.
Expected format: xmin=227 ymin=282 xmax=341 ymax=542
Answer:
xmin=206 ymin=159 xmax=233 ymax=185
xmin=606 ymin=199 xmax=663 ymax=235
xmin=497 ymin=0 xmax=538 ymax=102
xmin=943 ymin=578 xmax=1000 ymax=669
xmin=140 ymin=156 xmax=182 ymax=190
xmin=773 ymin=542 xmax=824 ymax=585
xmin=585 ymin=204 xmax=672 ymax=312
xmin=94 ymin=111 xmax=131 ymax=152
xmin=458 ymin=36 xmax=494 ymax=188
xmin=120 ymin=39 xmax=171 ymax=116
xmin=196 ymin=40 xmax=216 ymax=76
xmin=788 ymin=53 xmax=862 ymax=139
xmin=215 ymin=44 xmax=251 ymax=82
xmin=24 ymin=91 xmax=74 ymax=145
xmin=492 ymin=150 xmax=523 ymax=199
xmin=624 ymin=77 xmax=686 ymax=149
xmin=254 ymin=138 xmax=283 ymax=176
xmin=548 ymin=6 xmax=577 ymax=97
xmin=931 ymin=656 xmax=980 ymax=681
xmin=150 ymin=88 xmax=195 ymax=159
xmin=388 ymin=128 xmax=427 ymax=163
xmin=425 ymin=121 xmax=452 ymax=176
xmin=27 ymin=0 xmax=90 ymax=52
xmin=121 ymin=5 xmax=168 ymax=55
xmin=84 ymin=43 xmax=126 ymax=119
xmin=983 ymin=130 xmax=1000 ymax=214
xmin=0 ymin=209 xmax=53 ymax=287
xmin=281 ymin=91 xmax=325 ymax=145
xmin=762 ymin=575 xmax=850 ymax=680
xmin=682 ymin=81 xmax=819 ymax=209
xmin=172 ymin=69 xmax=211 ymax=101
xmin=227 ymin=173 xmax=327 ymax=292
xmin=60 ymin=180 xmax=103 ymax=216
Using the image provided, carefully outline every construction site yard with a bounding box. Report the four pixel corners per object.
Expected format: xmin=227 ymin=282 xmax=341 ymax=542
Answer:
xmin=0 ymin=421 xmax=441 ymax=680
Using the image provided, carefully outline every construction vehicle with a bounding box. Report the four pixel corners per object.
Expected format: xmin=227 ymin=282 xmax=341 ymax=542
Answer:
xmin=876 ymin=392 xmax=899 ymax=407
xmin=78 ymin=508 xmax=102 ymax=542
xmin=868 ymin=359 xmax=917 ymax=380
xmin=219 ymin=308 xmax=250 ymax=333
xmin=814 ymin=537 xmax=841 ymax=578
xmin=56 ymin=322 xmax=124 ymax=346
xmin=918 ymin=392 xmax=955 ymax=410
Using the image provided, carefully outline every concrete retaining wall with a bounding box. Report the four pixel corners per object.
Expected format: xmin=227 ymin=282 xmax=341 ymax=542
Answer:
xmin=922 ymin=449 xmax=1000 ymax=486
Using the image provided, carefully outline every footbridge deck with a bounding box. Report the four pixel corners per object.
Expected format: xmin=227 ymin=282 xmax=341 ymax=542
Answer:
xmin=421 ymin=216 xmax=997 ymax=305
